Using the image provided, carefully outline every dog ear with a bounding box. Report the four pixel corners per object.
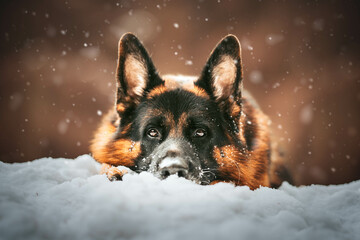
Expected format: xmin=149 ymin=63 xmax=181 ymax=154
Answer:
xmin=195 ymin=35 xmax=243 ymax=109
xmin=116 ymin=33 xmax=163 ymax=115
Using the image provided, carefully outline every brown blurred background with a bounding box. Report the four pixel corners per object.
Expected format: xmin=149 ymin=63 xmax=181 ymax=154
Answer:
xmin=1 ymin=0 xmax=359 ymax=186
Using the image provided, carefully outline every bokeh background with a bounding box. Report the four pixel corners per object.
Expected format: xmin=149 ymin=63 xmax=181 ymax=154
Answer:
xmin=1 ymin=0 xmax=359 ymax=186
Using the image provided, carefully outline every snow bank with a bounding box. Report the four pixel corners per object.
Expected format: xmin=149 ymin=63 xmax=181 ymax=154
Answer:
xmin=1 ymin=155 xmax=359 ymax=240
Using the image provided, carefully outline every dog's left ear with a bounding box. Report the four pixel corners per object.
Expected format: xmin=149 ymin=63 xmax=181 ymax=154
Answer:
xmin=195 ymin=35 xmax=243 ymax=110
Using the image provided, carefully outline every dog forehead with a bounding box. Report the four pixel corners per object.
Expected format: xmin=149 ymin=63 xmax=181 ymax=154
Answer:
xmin=140 ymin=75 xmax=216 ymax=125
xmin=146 ymin=92 xmax=210 ymax=119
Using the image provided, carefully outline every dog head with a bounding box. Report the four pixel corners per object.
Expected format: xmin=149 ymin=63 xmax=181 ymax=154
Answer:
xmin=93 ymin=33 xmax=248 ymax=185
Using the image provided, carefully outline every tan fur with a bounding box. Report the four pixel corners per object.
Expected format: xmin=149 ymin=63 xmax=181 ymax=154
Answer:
xmin=124 ymin=55 xmax=147 ymax=97
xmin=147 ymin=85 xmax=167 ymax=98
xmin=90 ymin=111 xmax=141 ymax=167
xmin=212 ymin=97 xmax=271 ymax=189
xmin=212 ymin=55 xmax=237 ymax=99
xmin=100 ymin=163 xmax=128 ymax=180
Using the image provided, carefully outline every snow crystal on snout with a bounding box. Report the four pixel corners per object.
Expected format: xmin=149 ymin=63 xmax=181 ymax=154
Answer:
xmin=0 ymin=154 xmax=360 ymax=240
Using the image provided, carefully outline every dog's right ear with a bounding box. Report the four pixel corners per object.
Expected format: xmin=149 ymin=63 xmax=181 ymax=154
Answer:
xmin=116 ymin=33 xmax=164 ymax=116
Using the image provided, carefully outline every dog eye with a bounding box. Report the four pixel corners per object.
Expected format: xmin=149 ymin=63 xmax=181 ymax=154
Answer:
xmin=147 ymin=128 xmax=160 ymax=138
xmin=194 ymin=128 xmax=206 ymax=138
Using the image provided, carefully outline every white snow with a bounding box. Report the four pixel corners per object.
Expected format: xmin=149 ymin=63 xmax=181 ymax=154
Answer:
xmin=1 ymin=155 xmax=359 ymax=240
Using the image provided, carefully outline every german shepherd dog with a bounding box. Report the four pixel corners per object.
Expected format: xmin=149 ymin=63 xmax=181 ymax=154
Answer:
xmin=90 ymin=33 xmax=292 ymax=189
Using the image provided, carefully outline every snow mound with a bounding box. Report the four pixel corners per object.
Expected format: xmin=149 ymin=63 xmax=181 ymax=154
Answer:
xmin=1 ymin=155 xmax=359 ymax=240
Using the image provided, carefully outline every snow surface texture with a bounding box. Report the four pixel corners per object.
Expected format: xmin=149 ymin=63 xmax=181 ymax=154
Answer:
xmin=1 ymin=155 xmax=359 ymax=240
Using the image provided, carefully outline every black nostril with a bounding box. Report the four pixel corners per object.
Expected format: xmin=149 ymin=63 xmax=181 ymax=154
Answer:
xmin=177 ymin=170 xmax=186 ymax=178
xmin=162 ymin=170 xmax=170 ymax=178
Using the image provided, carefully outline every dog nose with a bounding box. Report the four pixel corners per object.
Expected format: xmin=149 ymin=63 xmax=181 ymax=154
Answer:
xmin=158 ymin=157 xmax=189 ymax=179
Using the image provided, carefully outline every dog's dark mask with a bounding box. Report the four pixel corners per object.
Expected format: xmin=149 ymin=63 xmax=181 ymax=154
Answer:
xmin=114 ymin=33 xmax=243 ymax=184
